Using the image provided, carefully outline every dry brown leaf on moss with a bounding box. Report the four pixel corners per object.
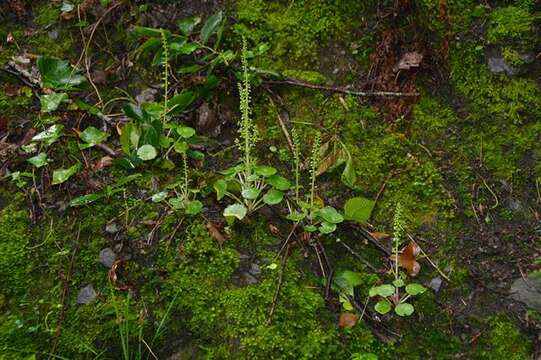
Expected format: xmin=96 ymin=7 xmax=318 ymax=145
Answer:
xmin=338 ymin=312 xmax=359 ymax=328
xmin=398 ymin=241 xmax=421 ymax=277
xmin=207 ymin=222 xmax=226 ymax=248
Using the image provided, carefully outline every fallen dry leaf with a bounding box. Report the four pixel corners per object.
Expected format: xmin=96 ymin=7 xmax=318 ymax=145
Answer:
xmin=369 ymin=231 xmax=391 ymax=241
xmin=207 ymin=222 xmax=226 ymax=248
xmin=395 ymin=51 xmax=423 ymax=71
xmin=398 ymin=241 xmax=421 ymax=277
xmin=338 ymin=312 xmax=359 ymax=328
xmin=92 ymin=156 xmax=113 ymax=171
xmin=269 ymin=224 xmax=281 ymax=236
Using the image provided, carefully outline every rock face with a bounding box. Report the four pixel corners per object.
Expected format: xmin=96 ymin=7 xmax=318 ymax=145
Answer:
xmin=509 ymin=274 xmax=541 ymax=312
xmin=77 ymin=285 xmax=97 ymax=305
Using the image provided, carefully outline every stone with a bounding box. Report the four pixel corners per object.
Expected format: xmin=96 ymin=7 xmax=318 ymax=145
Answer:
xmin=135 ymin=88 xmax=157 ymax=105
xmin=77 ymin=285 xmax=97 ymax=305
xmin=239 ymin=272 xmax=259 ymax=286
xmin=428 ymin=277 xmax=443 ymax=292
xmin=105 ymin=222 xmax=119 ymax=234
xmin=509 ymin=274 xmax=541 ymax=312
xmin=249 ymin=263 xmax=261 ymax=276
xmin=99 ymin=247 xmax=116 ymax=268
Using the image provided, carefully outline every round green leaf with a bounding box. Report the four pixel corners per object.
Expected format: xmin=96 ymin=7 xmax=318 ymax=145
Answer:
xmin=185 ymin=200 xmax=203 ymax=215
xmin=344 ymin=197 xmax=375 ymax=224
xmin=137 ymin=144 xmax=157 ymax=161
xmin=374 ymin=284 xmax=395 ymax=297
xmin=223 ymin=204 xmax=247 ymax=220
xmin=52 ymin=163 xmax=79 ymax=185
xmin=266 ymin=175 xmax=291 ymax=191
xmin=405 ymin=283 xmax=427 ymax=296
xmin=395 ymin=303 xmax=414 ymax=317
xmin=188 ymin=149 xmax=205 ymax=160
xmin=241 ymin=187 xmax=260 ymax=200
xmin=318 ymin=221 xmax=336 ymax=234
xmin=317 ymin=206 xmax=344 ymax=224
xmin=79 ymin=126 xmax=109 ymax=149
xmin=392 ymin=279 xmax=405 ymax=288
xmin=374 ymin=300 xmax=392 ymax=315
xmin=254 ymin=165 xmax=277 ymax=177
xmin=286 ymin=211 xmax=306 ymax=222
xmin=168 ymin=197 xmax=184 ymax=210
xmin=151 ymin=191 xmax=168 ymax=203
xmin=177 ymin=126 xmax=196 ymax=138
xmin=304 ymin=224 xmax=317 ymax=233
xmin=214 ymin=179 xmax=228 ymax=200
xmin=27 ymin=152 xmax=49 ymax=168
xmin=177 ymin=15 xmax=201 ymax=35
xmin=263 ymin=189 xmax=283 ymax=205
xmin=335 ymin=270 xmax=363 ymax=290
xmin=174 ymin=141 xmax=188 ymax=154
xmin=32 ymin=124 xmax=64 ymax=145
xmin=40 ymin=92 xmax=68 ymax=113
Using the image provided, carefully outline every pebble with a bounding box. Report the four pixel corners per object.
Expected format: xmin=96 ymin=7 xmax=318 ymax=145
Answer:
xmin=105 ymin=222 xmax=120 ymax=234
xmin=429 ymin=277 xmax=443 ymax=292
xmin=99 ymin=247 xmax=116 ymax=268
xmin=77 ymin=285 xmax=97 ymax=305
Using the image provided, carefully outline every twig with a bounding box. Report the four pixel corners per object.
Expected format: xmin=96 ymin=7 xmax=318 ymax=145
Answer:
xmin=407 ymin=234 xmax=450 ymax=282
xmin=335 ymin=237 xmax=379 ymax=273
xmin=95 ymin=142 xmax=117 ymax=156
xmin=51 ymin=223 xmax=81 ymax=356
xmin=348 ymin=224 xmax=392 ymax=256
xmin=4 ymin=60 xmax=42 ymax=88
xmin=325 ymin=268 xmax=335 ymax=301
xmin=268 ymin=96 xmax=295 ymax=154
xmin=266 ymin=78 xmax=419 ymax=97
xmin=268 ymin=244 xmax=289 ymax=325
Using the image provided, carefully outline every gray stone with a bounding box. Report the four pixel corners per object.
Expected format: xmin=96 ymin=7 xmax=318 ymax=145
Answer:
xmin=487 ymin=56 xmax=519 ymax=75
xmin=239 ymin=272 xmax=259 ymax=286
xmin=249 ymin=263 xmax=261 ymax=276
xmin=77 ymin=285 xmax=97 ymax=305
xmin=48 ymin=30 xmax=59 ymax=40
xmin=509 ymin=274 xmax=541 ymax=312
xmin=99 ymin=247 xmax=116 ymax=268
xmin=429 ymin=277 xmax=443 ymax=292
xmin=105 ymin=222 xmax=119 ymax=234
xmin=136 ymin=88 xmax=157 ymax=105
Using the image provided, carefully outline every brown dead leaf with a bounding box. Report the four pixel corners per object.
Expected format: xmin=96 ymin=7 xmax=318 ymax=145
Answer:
xmin=317 ymin=145 xmax=345 ymax=176
xmin=369 ymin=231 xmax=391 ymax=241
xmin=207 ymin=222 xmax=226 ymax=248
xmin=398 ymin=241 xmax=421 ymax=277
xmin=338 ymin=312 xmax=359 ymax=328
xmin=92 ymin=156 xmax=113 ymax=171
xmin=269 ymin=224 xmax=281 ymax=236
xmin=6 ymin=33 xmax=15 ymax=44
xmin=395 ymin=52 xmax=423 ymax=71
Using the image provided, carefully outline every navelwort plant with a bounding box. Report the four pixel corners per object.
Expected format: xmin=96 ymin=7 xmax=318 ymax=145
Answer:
xmin=214 ymin=39 xmax=290 ymax=221
xmin=285 ymin=131 xmax=344 ymax=235
xmin=369 ymin=203 xmax=426 ymax=317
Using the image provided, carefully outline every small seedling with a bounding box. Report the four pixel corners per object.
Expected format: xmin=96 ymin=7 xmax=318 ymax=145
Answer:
xmin=369 ymin=203 xmax=427 ymax=317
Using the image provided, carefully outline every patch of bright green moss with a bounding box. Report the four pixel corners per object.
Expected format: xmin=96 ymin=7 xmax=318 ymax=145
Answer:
xmin=232 ymin=0 xmax=367 ymax=70
xmin=471 ymin=314 xmax=531 ymax=359
xmin=487 ymin=6 xmax=537 ymax=48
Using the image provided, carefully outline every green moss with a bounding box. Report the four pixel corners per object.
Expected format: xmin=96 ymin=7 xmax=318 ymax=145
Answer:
xmin=34 ymin=3 xmax=61 ymax=27
xmin=0 ymin=194 xmax=31 ymax=298
xmin=471 ymin=314 xmax=531 ymax=359
xmin=232 ymin=0 xmax=367 ymax=70
xmin=486 ymin=6 xmax=537 ymax=48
